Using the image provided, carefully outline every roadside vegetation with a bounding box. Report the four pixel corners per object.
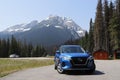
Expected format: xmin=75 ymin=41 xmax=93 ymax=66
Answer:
xmin=0 ymin=58 xmax=54 ymax=77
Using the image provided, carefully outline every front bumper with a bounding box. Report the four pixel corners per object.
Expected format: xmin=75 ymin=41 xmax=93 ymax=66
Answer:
xmin=64 ymin=67 xmax=91 ymax=70
xmin=61 ymin=58 xmax=95 ymax=71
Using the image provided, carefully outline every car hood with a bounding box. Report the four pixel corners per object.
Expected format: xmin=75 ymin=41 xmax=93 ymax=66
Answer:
xmin=61 ymin=53 xmax=90 ymax=58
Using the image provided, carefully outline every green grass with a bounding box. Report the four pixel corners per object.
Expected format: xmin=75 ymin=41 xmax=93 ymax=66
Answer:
xmin=0 ymin=58 xmax=54 ymax=77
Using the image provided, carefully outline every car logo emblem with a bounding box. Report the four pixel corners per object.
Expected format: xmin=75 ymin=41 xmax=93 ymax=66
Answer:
xmin=78 ymin=58 xmax=83 ymax=62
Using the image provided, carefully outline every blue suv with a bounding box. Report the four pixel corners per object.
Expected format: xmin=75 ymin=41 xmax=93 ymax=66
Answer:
xmin=54 ymin=45 xmax=96 ymax=74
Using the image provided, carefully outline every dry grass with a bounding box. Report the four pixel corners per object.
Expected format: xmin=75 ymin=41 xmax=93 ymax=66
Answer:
xmin=0 ymin=58 xmax=54 ymax=77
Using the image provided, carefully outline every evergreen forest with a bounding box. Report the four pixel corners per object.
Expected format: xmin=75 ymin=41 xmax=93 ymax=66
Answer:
xmin=0 ymin=36 xmax=47 ymax=58
xmin=65 ymin=0 xmax=120 ymax=57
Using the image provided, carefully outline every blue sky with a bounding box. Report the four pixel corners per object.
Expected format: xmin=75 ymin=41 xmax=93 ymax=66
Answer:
xmin=0 ymin=0 xmax=112 ymax=31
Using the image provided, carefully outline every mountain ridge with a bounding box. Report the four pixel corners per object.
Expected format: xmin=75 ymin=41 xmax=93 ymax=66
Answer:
xmin=0 ymin=15 xmax=86 ymax=46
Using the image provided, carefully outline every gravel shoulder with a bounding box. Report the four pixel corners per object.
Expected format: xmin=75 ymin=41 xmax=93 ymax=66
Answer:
xmin=1 ymin=60 xmax=120 ymax=80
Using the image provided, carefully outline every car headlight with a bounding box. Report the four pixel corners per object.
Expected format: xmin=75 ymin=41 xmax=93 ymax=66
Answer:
xmin=62 ymin=56 xmax=71 ymax=60
xmin=88 ymin=56 xmax=94 ymax=60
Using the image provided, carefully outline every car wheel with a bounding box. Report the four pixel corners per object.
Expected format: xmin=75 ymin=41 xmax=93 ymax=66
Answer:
xmin=57 ymin=63 xmax=65 ymax=74
xmin=89 ymin=63 xmax=96 ymax=73
xmin=54 ymin=65 xmax=57 ymax=70
xmin=89 ymin=68 xmax=95 ymax=73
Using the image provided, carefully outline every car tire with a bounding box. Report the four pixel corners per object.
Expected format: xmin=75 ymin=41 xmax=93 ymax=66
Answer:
xmin=57 ymin=63 xmax=65 ymax=74
xmin=89 ymin=63 xmax=96 ymax=73
xmin=54 ymin=65 xmax=57 ymax=70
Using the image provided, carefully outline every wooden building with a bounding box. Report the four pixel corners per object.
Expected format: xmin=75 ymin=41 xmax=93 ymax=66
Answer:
xmin=114 ymin=48 xmax=120 ymax=59
xmin=93 ymin=50 xmax=109 ymax=60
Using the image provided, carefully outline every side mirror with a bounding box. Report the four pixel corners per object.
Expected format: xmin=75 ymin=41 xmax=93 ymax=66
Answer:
xmin=85 ymin=50 xmax=89 ymax=53
xmin=86 ymin=51 xmax=92 ymax=55
xmin=56 ymin=50 xmax=60 ymax=54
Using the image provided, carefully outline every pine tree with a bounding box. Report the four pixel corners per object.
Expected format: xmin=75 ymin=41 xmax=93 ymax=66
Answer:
xmin=42 ymin=47 xmax=47 ymax=57
xmin=108 ymin=1 xmax=114 ymax=55
xmin=88 ymin=18 xmax=94 ymax=54
xmin=109 ymin=1 xmax=114 ymax=19
xmin=0 ymin=39 xmax=7 ymax=57
xmin=79 ymin=31 xmax=89 ymax=51
xmin=6 ymin=38 xmax=10 ymax=57
xmin=27 ymin=43 xmax=33 ymax=57
xmin=84 ymin=31 xmax=89 ymax=51
xmin=79 ymin=37 xmax=84 ymax=48
xmin=116 ymin=0 xmax=120 ymax=48
xmin=31 ymin=45 xmax=41 ymax=57
xmin=9 ymin=35 xmax=19 ymax=55
xmin=94 ymin=0 xmax=104 ymax=51
xmin=20 ymin=41 xmax=28 ymax=57
xmin=103 ymin=0 xmax=110 ymax=52
xmin=116 ymin=0 xmax=120 ymax=17
xmin=109 ymin=0 xmax=120 ymax=50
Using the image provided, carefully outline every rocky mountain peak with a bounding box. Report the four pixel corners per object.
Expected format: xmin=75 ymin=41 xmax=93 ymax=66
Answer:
xmin=0 ymin=15 xmax=86 ymax=46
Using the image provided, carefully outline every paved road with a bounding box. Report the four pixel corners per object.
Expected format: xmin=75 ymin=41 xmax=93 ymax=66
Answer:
xmin=0 ymin=60 xmax=120 ymax=80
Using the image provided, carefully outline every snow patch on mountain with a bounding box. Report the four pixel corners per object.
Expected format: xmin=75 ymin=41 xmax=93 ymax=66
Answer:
xmin=2 ymin=20 xmax=38 ymax=34
xmin=6 ymin=26 xmax=31 ymax=33
xmin=55 ymin=26 xmax=63 ymax=29
xmin=46 ymin=24 xmax=50 ymax=27
xmin=77 ymin=30 xmax=85 ymax=37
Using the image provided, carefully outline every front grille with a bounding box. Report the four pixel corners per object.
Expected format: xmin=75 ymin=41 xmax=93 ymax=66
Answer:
xmin=71 ymin=57 xmax=88 ymax=65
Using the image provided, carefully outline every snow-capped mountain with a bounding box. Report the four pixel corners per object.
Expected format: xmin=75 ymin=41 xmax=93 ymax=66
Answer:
xmin=0 ymin=15 xmax=86 ymax=46
xmin=43 ymin=15 xmax=85 ymax=37
xmin=1 ymin=15 xmax=85 ymax=37
xmin=2 ymin=20 xmax=38 ymax=34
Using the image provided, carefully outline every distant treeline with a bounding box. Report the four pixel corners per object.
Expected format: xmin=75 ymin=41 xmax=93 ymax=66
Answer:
xmin=0 ymin=36 xmax=47 ymax=58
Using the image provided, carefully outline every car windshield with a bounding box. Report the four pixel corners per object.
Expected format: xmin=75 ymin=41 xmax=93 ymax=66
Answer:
xmin=60 ymin=46 xmax=85 ymax=53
